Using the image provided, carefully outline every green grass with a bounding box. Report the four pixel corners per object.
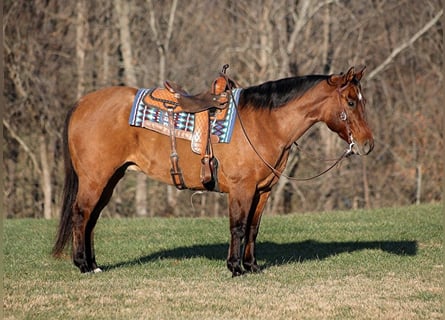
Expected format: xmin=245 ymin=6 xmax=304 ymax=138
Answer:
xmin=4 ymin=204 xmax=443 ymax=319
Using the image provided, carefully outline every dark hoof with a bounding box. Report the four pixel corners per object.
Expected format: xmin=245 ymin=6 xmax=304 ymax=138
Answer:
xmin=227 ymin=260 xmax=245 ymax=277
xmin=231 ymin=268 xmax=245 ymax=277
xmin=79 ymin=267 xmax=103 ymax=274
xmin=244 ymin=263 xmax=262 ymax=273
xmin=76 ymin=261 xmax=100 ymax=273
xmin=79 ymin=266 xmax=92 ymax=273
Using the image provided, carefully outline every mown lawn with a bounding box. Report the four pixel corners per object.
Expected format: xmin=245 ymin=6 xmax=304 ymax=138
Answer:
xmin=3 ymin=204 xmax=443 ymax=319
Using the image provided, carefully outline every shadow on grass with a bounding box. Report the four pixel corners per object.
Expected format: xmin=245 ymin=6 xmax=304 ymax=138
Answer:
xmin=103 ymin=240 xmax=417 ymax=271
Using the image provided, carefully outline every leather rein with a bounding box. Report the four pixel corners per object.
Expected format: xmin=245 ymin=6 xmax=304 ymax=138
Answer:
xmin=229 ymin=82 xmax=356 ymax=182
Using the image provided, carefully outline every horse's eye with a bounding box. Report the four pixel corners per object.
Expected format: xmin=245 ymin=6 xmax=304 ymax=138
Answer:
xmin=347 ymin=100 xmax=356 ymax=108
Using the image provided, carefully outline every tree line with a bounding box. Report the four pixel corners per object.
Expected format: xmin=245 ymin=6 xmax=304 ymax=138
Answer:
xmin=3 ymin=0 xmax=443 ymax=218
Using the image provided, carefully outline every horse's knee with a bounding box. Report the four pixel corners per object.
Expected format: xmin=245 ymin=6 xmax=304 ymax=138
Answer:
xmin=230 ymin=223 xmax=247 ymax=240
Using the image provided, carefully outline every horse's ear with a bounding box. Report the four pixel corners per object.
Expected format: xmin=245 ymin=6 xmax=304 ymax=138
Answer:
xmin=328 ymin=67 xmax=353 ymax=87
xmin=345 ymin=67 xmax=355 ymax=83
xmin=328 ymin=72 xmax=347 ymax=87
xmin=328 ymin=66 xmax=365 ymax=88
xmin=355 ymin=65 xmax=366 ymax=81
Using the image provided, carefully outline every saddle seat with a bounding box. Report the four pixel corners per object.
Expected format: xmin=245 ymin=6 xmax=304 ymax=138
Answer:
xmin=164 ymin=80 xmax=228 ymax=113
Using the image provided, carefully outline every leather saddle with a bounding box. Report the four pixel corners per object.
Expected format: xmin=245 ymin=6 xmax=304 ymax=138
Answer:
xmin=161 ymin=65 xmax=238 ymax=191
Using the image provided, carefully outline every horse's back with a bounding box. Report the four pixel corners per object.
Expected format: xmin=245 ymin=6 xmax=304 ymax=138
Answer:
xmin=74 ymin=86 xmax=137 ymax=120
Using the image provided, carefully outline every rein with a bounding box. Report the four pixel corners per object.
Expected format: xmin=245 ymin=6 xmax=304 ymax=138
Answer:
xmin=229 ymin=84 xmax=355 ymax=182
xmin=288 ymin=142 xmax=354 ymax=181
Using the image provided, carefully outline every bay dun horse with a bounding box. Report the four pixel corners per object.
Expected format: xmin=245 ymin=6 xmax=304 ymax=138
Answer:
xmin=52 ymin=66 xmax=374 ymax=276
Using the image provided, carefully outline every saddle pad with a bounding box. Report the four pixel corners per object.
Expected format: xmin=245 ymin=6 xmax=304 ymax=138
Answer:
xmin=129 ymin=88 xmax=241 ymax=143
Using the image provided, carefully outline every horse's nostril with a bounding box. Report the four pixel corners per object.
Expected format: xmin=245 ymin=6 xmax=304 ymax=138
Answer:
xmin=364 ymin=139 xmax=374 ymax=154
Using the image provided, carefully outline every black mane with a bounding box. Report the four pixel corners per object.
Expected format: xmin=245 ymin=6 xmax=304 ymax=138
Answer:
xmin=238 ymin=75 xmax=329 ymax=110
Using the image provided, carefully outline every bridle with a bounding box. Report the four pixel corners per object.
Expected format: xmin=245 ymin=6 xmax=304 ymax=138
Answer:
xmin=337 ymin=81 xmax=358 ymax=151
xmin=338 ymin=110 xmax=356 ymax=156
xmin=231 ymin=82 xmax=356 ymax=182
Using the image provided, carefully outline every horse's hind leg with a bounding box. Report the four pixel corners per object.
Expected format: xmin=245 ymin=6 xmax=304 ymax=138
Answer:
xmin=73 ymin=166 xmax=127 ymax=273
xmin=88 ymin=166 xmax=128 ymax=272
xmin=72 ymin=181 xmax=103 ymax=273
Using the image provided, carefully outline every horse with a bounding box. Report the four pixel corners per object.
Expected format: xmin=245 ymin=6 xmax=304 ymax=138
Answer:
xmin=52 ymin=66 xmax=374 ymax=277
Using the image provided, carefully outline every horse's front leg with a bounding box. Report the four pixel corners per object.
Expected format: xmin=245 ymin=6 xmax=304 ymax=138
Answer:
xmin=227 ymin=187 xmax=256 ymax=277
xmin=243 ymin=190 xmax=271 ymax=273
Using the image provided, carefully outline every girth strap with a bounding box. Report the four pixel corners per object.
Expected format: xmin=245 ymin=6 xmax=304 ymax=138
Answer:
xmin=199 ymin=121 xmax=214 ymax=187
xmin=167 ymin=107 xmax=187 ymax=189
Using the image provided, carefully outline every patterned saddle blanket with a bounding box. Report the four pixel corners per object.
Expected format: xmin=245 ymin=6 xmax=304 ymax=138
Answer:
xmin=129 ymin=88 xmax=241 ymax=149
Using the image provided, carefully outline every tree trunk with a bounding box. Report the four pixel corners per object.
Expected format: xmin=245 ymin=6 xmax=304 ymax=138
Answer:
xmin=76 ymin=0 xmax=88 ymax=99
xmin=319 ymin=6 xmax=337 ymax=211
xmin=114 ymin=0 xmax=137 ymax=86
xmin=362 ymin=158 xmax=371 ymax=209
xmin=415 ymin=164 xmax=422 ymax=205
xmin=114 ymin=0 xmax=148 ymax=216
xmin=148 ymin=0 xmax=179 ymax=215
xmin=135 ymin=176 xmax=148 ymax=216
xmin=39 ymin=135 xmax=52 ymax=219
xmin=269 ymin=150 xmax=300 ymax=214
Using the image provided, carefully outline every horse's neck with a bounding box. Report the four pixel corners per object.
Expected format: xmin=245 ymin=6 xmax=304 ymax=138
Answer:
xmin=265 ymin=98 xmax=322 ymax=148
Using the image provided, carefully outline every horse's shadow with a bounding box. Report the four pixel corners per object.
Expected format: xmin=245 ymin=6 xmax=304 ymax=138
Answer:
xmin=103 ymin=239 xmax=417 ymax=271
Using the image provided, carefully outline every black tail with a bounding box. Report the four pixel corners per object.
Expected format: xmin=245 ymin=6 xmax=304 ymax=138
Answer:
xmin=52 ymin=106 xmax=78 ymax=257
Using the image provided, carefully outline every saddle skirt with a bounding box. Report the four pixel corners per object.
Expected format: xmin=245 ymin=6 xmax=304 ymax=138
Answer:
xmin=129 ymin=88 xmax=242 ymax=154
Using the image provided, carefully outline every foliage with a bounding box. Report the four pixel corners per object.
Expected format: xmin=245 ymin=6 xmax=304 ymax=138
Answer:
xmin=3 ymin=0 xmax=443 ymax=218
xmin=4 ymin=204 xmax=443 ymax=319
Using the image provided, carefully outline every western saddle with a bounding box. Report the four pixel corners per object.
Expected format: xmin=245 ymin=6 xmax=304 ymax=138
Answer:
xmin=152 ymin=64 xmax=237 ymax=190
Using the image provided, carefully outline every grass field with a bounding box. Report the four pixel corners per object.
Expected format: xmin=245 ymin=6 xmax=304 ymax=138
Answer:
xmin=4 ymin=204 xmax=443 ymax=319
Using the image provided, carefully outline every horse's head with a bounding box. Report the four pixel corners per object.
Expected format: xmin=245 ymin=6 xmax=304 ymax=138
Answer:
xmin=323 ymin=66 xmax=374 ymax=155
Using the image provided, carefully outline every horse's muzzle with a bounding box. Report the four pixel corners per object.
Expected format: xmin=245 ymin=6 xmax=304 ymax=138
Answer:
xmin=354 ymin=138 xmax=374 ymax=155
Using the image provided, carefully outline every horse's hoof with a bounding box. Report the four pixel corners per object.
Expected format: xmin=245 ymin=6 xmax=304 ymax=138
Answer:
xmin=231 ymin=268 xmax=245 ymax=277
xmin=245 ymin=264 xmax=262 ymax=273
xmin=228 ymin=260 xmax=245 ymax=277
xmin=93 ymin=267 xmax=103 ymax=273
